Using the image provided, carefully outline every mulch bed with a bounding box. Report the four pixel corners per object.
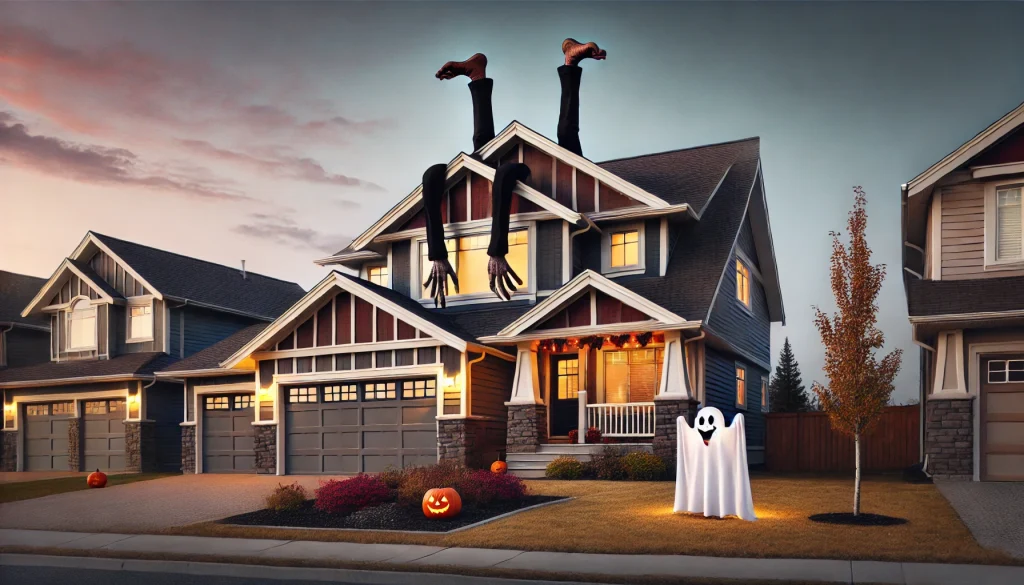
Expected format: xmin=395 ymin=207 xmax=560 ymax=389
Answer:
xmin=219 ymin=496 xmax=566 ymax=532
xmin=808 ymin=512 xmax=908 ymax=526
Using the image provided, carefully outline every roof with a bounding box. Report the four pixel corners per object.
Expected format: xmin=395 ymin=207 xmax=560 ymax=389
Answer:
xmin=91 ymin=232 xmax=305 ymax=319
xmin=598 ymin=137 xmax=760 ymax=215
xmin=66 ymin=258 xmax=123 ymax=300
xmin=0 ymin=352 xmax=177 ymax=387
xmin=157 ymin=323 xmax=268 ymax=374
xmin=442 ymin=302 xmax=535 ymax=340
xmin=906 ymin=276 xmax=1024 ymax=318
xmin=0 ymin=271 xmax=49 ymax=330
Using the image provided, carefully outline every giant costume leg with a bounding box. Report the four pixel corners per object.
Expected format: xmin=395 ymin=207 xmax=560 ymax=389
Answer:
xmin=557 ymin=38 xmax=607 ymax=158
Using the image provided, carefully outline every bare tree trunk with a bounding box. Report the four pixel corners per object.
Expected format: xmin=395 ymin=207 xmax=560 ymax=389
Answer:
xmin=853 ymin=429 xmax=862 ymax=516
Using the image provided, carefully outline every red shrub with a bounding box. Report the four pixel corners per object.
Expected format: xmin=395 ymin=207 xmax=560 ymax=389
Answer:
xmin=585 ymin=427 xmax=603 ymax=444
xmin=314 ymin=474 xmax=392 ymax=514
xmin=459 ymin=470 xmax=528 ymax=506
xmin=396 ymin=460 xmax=471 ymax=507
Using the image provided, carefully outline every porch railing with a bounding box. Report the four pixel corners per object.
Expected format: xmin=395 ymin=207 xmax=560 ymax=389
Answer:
xmin=579 ymin=391 xmax=656 ymax=439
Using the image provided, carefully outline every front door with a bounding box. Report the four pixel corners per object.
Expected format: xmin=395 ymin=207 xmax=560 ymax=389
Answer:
xmin=550 ymin=355 xmax=580 ymax=437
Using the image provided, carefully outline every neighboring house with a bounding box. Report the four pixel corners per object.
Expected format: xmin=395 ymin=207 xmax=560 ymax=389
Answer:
xmin=0 ymin=271 xmax=51 ymax=369
xmin=902 ymin=100 xmax=1024 ymax=481
xmin=167 ymin=121 xmax=784 ymax=477
xmin=0 ymin=232 xmax=305 ymax=473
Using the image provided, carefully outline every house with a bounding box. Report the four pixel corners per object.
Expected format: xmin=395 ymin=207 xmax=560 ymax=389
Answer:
xmin=0 ymin=232 xmax=305 ymax=473
xmin=0 ymin=271 xmax=51 ymax=369
xmin=902 ymin=100 xmax=1024 ymax=482
xmin=167 ymin=121 xmax=784 ymax=477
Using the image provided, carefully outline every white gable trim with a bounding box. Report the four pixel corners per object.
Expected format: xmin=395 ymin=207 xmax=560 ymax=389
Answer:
xmin=21 ymin=258 xmax=118 ymax=317
xmin=71 ymin=232 xmax=163 ymax=300
xmin=492 ymin=269 xmax=686 ymax=339
xmin=220 ymin=272 xmax=468 ymax=369
xmin=906 ymin=101 xmax=1024 ymax=197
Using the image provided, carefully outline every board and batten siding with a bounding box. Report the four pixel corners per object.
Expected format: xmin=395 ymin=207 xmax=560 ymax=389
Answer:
xmin=536 ymin=220 xmax=563 ymax=291
xmin=937 ymin=183 xmax=1024 ymax=280
xmin=391 ymin=240 xmax=411 ymax=296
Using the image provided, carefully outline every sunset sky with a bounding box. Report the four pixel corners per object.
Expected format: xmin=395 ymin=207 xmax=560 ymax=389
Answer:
xmin=2 ymin=2 xmax=1023 ymax=402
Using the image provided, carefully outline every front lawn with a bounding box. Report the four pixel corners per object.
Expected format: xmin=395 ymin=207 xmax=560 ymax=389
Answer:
xmin=0 ymin=473 xmax=174 ymax=504
xmin=166 ymin=474 xmax=1018 ymax=565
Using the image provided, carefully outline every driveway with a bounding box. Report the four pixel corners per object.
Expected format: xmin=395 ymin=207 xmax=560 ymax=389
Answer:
xmin=938 ymin=481 xmax=1024 ymax=559
xmin=0 ymin=474 xmax=331 ymax=532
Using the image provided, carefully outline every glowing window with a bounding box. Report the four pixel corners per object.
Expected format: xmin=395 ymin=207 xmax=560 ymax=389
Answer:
xmin=67 ymin=299 xmax=96 ymax=350
xmin=761 ymin=378 xmax=769 ymax=412
xmin=85 ymin=401 xmax=106 ymax=415
xmin=420 ymin=230 xmax=529 ymax=298
xmin=205 ymin=396 xmax=229 ymax=410
xmin=50 ymin=402 xmax=72 ymax=416
xmin=402 ymin=379 xmax=436 ymax=399
xmin=610 ymin=230 xmax=640 ymax=268
xmin=287 ymin=387 xmax=318 ymax=403
xmin=735 ymin=366 xmax=747 ymax=408
xmin=604 ymin=348 xmax=662 ymax=403
xmin=368 ymin=266 xmax=389 ymax=287
xmin=556 ymin=359 xmax=579 ymax=400
xmin=365 ymin=382 xmax=397 ymax=401
xmin=26 ymin=404 xmax=50 ymax=416
xmin=234 ymin=395 xmax=254 ymax=410
xmin=736 ymin=260 xmax=751 ymax=308
xmin=324 ymin=384 xmax=358 ymax=402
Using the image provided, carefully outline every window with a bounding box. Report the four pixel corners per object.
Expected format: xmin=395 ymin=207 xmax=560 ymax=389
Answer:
xmin=735 ymin=365 xmax=747 ymax=409
xmin=365 ymin=382 xmax=397 ymax=401
xmin=610 ymin=230 xmax=640 ymax=268
xmin=205 ymin=396 xmax=229 ymax=410
xmin=988 ymin=360 xmax=1024 ymax=384
xmin=234 ymin=395 xmax=254 ymax=410
xmin=761 ymin=378 xmax=769 ymax=412
xmin=127 ymin=301 xmax=153 ymax=341
xmin=109 ymin=399 xmax=122 ymax=413
xmin=85 ymin=401 xmax=107 ymax=415
xmin=324 ymin=384 xmax=358 ymax=402
xmin=603 ymin=348 xmax=662 ymax=403
xmin=26 ymin=404 xmax=49 ymax=416
xmin=51 ymin=402 xmax=72 ymax=416
xmin=402 ymin=379 xmax=436 ymax=399
xmin=419 ymin=230 xmax=529 ymax=299
xmin=67 ymin=299 xmax=96 ymax=350
xmin=995 ymin=187 xmax=1022 ymax=262
xmin=556 ymin=358 xmax=580 ymax=400
xmin=367 ymin=266 xmax=389 ymax=287
xmin=287 ymin=387 xmax=318 ymax=403
xmin=736 ymin=260 xmax=751 ymax=308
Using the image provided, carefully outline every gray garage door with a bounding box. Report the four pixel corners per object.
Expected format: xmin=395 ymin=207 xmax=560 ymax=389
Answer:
xmin=83 ymin=399 xmax=126 ymax=471
xmin=203 ymin=394 xmax=256 ymax=473
xmin=285 ymin=379 xmax=438 ymax=474
xmin=24 ymin=402 xmax=73 ymax=471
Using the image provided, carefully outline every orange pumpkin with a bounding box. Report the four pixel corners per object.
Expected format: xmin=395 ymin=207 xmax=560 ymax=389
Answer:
xmin=87 ymin=469 xmax=107 ymax=489
xmin=422 ymin=487 xmax=461 ymax=519
xmin=490 ymin=460 xmax=508 ymax=474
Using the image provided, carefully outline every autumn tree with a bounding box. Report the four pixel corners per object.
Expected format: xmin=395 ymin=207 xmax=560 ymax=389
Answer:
xmin=769 ymin=338 xmax=811 ymax=412
xmin=812 ymin=187 xmax=902 ymax=516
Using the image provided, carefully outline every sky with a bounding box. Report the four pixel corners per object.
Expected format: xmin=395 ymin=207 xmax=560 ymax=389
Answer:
xmin=2 ymin=2 xmax=1023 ymax=403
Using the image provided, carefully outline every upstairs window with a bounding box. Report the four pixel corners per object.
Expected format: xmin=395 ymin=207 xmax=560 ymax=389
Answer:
xmin=127 ymin=300 xmax=153 ymax=342
xmin=67 ymin=299 xmax=96 ymax=350
xmin=736 ymin=260 xmax=751 ymax=308
xmin=367 ymin=266 xmax=388 ymax=287
xmin=735 ymin=365 xmax=747 ymax=409
xmin=610 ymin=230 xmax=640 ymax=268
xmin=761 ymin=377 xmax=769 ymax=412
xmin=996 ymin=187 xmax=1022 ymax=262
xmin=419 ymin=230 xmax=529 ymax=299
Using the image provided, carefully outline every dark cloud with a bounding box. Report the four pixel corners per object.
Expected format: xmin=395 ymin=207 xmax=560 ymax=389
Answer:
xmin=232 ymin=214 xmax=352 ymax=253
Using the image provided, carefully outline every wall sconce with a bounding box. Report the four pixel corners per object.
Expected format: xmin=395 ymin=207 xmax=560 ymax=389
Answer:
xmin=443 ymin=377 xmax=457 ymax=392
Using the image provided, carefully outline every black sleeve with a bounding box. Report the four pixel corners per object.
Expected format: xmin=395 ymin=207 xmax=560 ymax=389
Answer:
xmin=487 ymin=162 xmax=531 ymax=257
xmin=421 ymin=163 xmax=449 ymax=261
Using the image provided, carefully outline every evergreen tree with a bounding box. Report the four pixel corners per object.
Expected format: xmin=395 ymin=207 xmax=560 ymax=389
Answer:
xmin=769 ymin=338 xmax=810 ymax=412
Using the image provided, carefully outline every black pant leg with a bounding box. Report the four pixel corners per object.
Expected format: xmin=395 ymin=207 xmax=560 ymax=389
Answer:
xmin=556 ymin=65 xmax=583 ymax=157
xmin=469 ymin=78 xmax=496 ymax=152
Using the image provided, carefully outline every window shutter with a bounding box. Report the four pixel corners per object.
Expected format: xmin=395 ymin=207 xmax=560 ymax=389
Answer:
xmin=996 ymin=188 xmax=1022 ymax=261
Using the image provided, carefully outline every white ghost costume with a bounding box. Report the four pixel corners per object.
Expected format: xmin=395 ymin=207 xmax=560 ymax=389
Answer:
xmin=673 ymin=406 xmax=756 ymax=521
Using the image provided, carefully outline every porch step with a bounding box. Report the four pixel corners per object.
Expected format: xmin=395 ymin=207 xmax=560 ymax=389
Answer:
xmin=506 ymin=443 xmax=654 ymax=479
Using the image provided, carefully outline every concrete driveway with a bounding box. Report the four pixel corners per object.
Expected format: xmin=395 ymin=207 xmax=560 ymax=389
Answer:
xmin=0 ymin=474 xmax=332 ymax=532
xmin=938 ymin=481 xmax=1024 ymax=559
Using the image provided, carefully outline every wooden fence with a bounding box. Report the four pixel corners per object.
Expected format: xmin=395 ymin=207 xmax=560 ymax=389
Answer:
xmin=764 ymin=405 xmax=919 ymax=472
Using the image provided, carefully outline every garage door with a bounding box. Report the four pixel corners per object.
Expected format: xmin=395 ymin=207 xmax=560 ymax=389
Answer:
xmin=84 ymin=399 xmax=126 ymax=471
xmin=203 ymin=394 xmax=256 ymax=473
xmin=981 ymin=356 xmax=1024 ymax=481
xmin=24 ymin=402 xmax=72 ymax=471
xmin=285 ymin=379 xmax=438 ymax=474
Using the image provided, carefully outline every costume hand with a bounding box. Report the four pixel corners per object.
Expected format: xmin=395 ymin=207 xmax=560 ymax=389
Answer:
xmin=423 ymin=259 xmax=459 ymax=308
xmin=488 ymin=255 xmax=523 ymax=301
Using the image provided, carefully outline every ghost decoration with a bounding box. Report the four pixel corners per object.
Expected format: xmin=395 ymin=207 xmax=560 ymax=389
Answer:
xmin=674 ymin=406 xmax=756 ymax=521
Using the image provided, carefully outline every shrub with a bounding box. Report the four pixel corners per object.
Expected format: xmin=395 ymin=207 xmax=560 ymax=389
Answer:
xmin=568 ymin=427 xmax=603 ymax=444
xmin=545 ymin=456 xmax=585 ymax=479
xmin=377 ymin=466 xmax=405 ymax=489
xmin=591 ymin=446 xmax=627 ymax=480
xmin=459 ymin=470 xmax=528 ymax=506
xmin=621 ymin=451 xmax=667 ymax=481
xmin=396 ymin=460 xmax=472 ymax=507
xmin=568 ymin=429 xmax=578 ymax=444
xmin=314 ymin=474 xmax=392 ymax=514
xmin=265 ymin=482 xmax=308 ymax=512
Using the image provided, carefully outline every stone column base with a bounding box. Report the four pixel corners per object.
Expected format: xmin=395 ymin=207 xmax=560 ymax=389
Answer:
xmin=254 ymin=424 xmax=277 ymax=474
xmin=181 ymin=425 xmax=196 ymax=474
xmin=925 ymin=399 xmax=973 ymax=479
xmin=653 ymin=398 xmax=699 ymax=462
xmin=68 ymin=418 xmax=82 ymax=471
xmin=438 ymin=418 xmax=507 ymax=469
xmin=507 ymin=404 xmax=547 ymax=454
xmin=1 ymin=432 xmax=17 ymax=472
xmin=125 ymin=421 xmax=158 ymax=472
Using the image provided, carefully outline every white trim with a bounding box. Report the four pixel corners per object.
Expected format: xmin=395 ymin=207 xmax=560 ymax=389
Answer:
xmin=21 ymin=258 xmax=118 ymax=318
xmin=588 ymin=204 xmax=694 ymax=223
xmin=734 ymin=362 xmax=748 ymax=410
xmin=65 ymin=298 xmax=98 ymax=352
xmin=972 ymin=161 xmax=1024 ymax=179
xmin=125 ymin=296 xmax=155 ymax=344
xmin=562 ymin=222 xmax=571 ymax=284
xmin=929 ymin=190 xmax=943 ymax=279
xmin=274 ymin=363 xmax=442 ymax=385
xmin=909 ymin=309 xmax=1024 ymax=323
xmin=983 ymin=180 xmax=1024 ymax=270
xmin=4 ymin=387 xmax=131 ymax=433
xmin=71 ymin=232 xmax=162 ymax=299
xmin=659 ymin=218 xmax=669 ymax=276
xmin=483 ymin=320 xmax=701 ymax=344
xmin=967 ymin=340 xmax=1024 ymax=482
xmin=369 ymin=212 xmax=560 ymax=245
xmin=930 ymin=330 xmax=967 ymax=397
xmin=254 ymin=339 xmax=438 ymax=361
xmin=601 ymin=222 xmax=646 ymax=278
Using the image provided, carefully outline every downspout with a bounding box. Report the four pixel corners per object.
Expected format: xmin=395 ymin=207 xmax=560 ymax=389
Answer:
xmin=465 ymin=351 xmax=487 ymax=419
xmin=912 ymin=325 xmax=934 ymax=473
xmin=567 ymin=217 xmax=599 ymax=278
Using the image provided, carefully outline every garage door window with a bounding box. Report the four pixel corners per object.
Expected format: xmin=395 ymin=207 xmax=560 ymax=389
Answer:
xmin=84 ymin=401 xmax=105 ymax=415
xmin=288 ymin=387 xmax=318 ymax=403
xmin=206 ymin=396 xmax=229 ymax=410
xmin=402 ymin=379 xmax=436 ymax=399
xmin=51 ymin=402 xmax=73 ymax=416
xmin=989 ymin=360 xmax=1024 ymax=383
xmin=27 ymin=404 xmax=49 ymax=416
xmin=324 ymin=384 xmax=358 ymax=402
xmin=365 ymin=382 xmax=397 ymax=401
xmin=234 ymin=395 xmax=254 ymax=409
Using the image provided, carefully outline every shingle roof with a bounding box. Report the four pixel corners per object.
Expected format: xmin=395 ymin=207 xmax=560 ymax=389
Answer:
xmin=441 ymin=302 xmax=535 ymax=340
xmin=0 ymin=270 xmax=49 ymax=329
xmin=91 ymin=232 xmax=305 ymax=320
xmin=0 ymin=352 xmax=177 ymax=386
xmin=598 ymin=137 xmax=760 ymax=214
xmin=158 ymin=323 xmax=268 ymax=373
xmin=907 ymin=276 xmax=1024 ymax=317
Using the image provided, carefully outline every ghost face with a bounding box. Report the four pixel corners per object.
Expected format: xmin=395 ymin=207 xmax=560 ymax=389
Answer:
xmin=695 ymin=407 xmax=725 ymax=445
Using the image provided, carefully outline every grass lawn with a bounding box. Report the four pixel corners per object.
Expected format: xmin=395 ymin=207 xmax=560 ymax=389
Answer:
xmin=164 ymin=474 xmax=1018 ymax=565
xmin=0 ymin=473 xmax=175 ymax=504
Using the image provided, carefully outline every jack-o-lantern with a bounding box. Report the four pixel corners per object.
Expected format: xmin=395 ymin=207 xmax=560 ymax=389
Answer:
xmin=422 ymin=487 xmax=462 ymax=519
xmin=490 ymin=460 xmax=508 ymax=474
xmin=87 ymin=469 xmax=107 ymax=489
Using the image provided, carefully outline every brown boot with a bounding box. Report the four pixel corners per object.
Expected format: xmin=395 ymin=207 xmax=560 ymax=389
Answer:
xmin=435 ymin=53 xmax=488 ymax=81
xmin=562 ymin=38 xmax=607 ymax=66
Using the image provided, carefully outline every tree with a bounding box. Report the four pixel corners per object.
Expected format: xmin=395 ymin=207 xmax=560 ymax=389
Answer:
xmin=812 ymin=187 xmax=903 ymax=516
xmin=769 ymin=338 xmax=811 ymax=412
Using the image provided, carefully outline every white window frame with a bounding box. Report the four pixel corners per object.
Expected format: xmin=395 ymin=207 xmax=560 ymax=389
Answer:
xmin=66 ymin=297 xmax=97 ymax=351
xmin=736 ymin=259 xmax=752 ymax=311
xmin=735 ymin=363 xmax=747 ymax=410
xmin=599 ymin=346 xmax=663 ymax=404
xmin=126 ymin=296 xmax=155 ymax=343
xmin=983 ymin=181 xmax=1024 ymax=270
xmin=600 ymin=222 xmax=646 ymax=277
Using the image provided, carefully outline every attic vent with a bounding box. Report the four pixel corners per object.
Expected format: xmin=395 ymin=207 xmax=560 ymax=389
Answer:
xmin=241 ymin=260 xmax=247 ymax=280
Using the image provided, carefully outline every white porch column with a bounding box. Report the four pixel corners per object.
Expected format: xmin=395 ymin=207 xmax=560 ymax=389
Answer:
xmin=577 ymin=390 xmax=587 ymax=443
xmin=657 ymin=330 xmax=693 ymax=400
xmin=508 ymin=343 xmax=543 ymax=405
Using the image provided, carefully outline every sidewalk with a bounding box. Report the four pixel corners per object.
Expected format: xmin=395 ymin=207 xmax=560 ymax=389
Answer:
xmin=1 ymin=528 xmax=1022 ymax=585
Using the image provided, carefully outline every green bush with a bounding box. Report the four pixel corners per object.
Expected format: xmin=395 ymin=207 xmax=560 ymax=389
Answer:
xmin=621 ymin=451 xmax=667 ymax=481
xmin=265 ymin=482 xmax=308 ymax=511
xmin=545 ymin=456 xmax=585 ymax=480
xmin=591 ymin=446 xmax=627 ymax=480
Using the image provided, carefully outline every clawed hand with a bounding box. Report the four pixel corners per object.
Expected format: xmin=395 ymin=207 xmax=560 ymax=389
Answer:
xmin=423 ymin=259 xmax=459 ymax=308
xmin=488 ymin=255 xmax=523 ymax=301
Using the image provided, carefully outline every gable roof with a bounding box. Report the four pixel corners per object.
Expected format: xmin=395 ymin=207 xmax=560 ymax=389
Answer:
xmin=0 ymin=351 xmax=176 ymax=388
xmin=0 ymin=271 xmax=49 ymax=331
xmin=157 ymin=323 xmax=268 ymax=376
xmin=21 ymin=257 xmax=126 ymax=317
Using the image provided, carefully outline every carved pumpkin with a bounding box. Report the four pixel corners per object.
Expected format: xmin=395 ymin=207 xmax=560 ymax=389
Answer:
xmin=422 ymin=487 xmax=461 ymax=519
xmin=87 ymin=469 xmax=107 ymax=489
xmin=490 ymin=460 xmax=508 ymax=474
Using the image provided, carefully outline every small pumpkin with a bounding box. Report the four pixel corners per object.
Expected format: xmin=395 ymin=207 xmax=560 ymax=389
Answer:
xmin=490 ymin=460 xmax=508 ymax=474
xmin=87 ymin=469 xmax=107 ymax=489
xmin=422 ymin=487 xmax=462 ymax=519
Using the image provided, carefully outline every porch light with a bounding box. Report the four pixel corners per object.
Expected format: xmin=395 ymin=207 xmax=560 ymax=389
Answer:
xmin=443 ymin=377 xmax=457 ymax=391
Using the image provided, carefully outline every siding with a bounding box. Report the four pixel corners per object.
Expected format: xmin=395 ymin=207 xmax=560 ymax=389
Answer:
xmin=4 ymin=328 xmax=50 ymax=368
xmin=391 ymin=240 xmax=411 ymax=296
xmin=938 ymin=183 xmax=1024 ymax=280
xmin=645 ymin=218 xmax=660 ymax=276
xmin=145 ymin=380 xmax=184 ymax=472
xmin=469 ymin=352 xmax=515 ymax=420
xmin=169 ymin=308 xmax=183 ymax=358
xmin=707 ymin=219 xmax=771 ymax=367
xmin=536 ymin=220 xmax=563 ymax=291
xmin=182 ymin=306 xmax=258 ymax=357
xmin=704 ymin=347 xmax=766 ymax=447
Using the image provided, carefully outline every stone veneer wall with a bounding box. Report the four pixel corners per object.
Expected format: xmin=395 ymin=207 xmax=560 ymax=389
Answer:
xmin=254 ymin=424 xmax=277 ymax=474
xmin=506 ymin=404 xmax=547 ymax=454
xmin=1 ymin=432 xmax=17 ymax=472
xmin=653 ymin=399 xmax=699 ymax=462
xmin=125 ymin=421 xmax=158 ymax=472
xmin=67 ymin=418 xmax=82 ymax=471
xmin=925 ymin=399 xmax=973 ymax=479
xmin=180 ymin=425 xmax=196 ymax=474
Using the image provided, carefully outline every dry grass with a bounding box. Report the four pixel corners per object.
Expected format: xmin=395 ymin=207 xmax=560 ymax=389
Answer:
xmin=162 ymin=474 xmax=1018 ymax=565
xmin=0 ymin=473 xmax=174 ymax=504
